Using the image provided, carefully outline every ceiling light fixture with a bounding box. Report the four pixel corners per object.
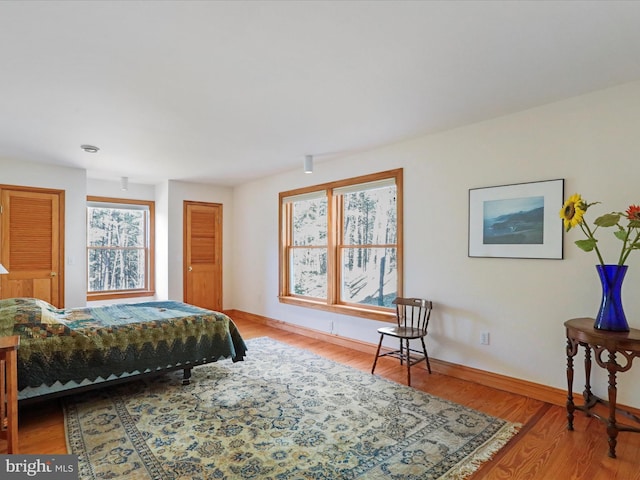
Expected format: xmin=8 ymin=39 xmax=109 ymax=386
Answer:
xmin=304 ymin=154 xmax=313 ymax=174
xmin=81 ymin=144 xmax=100 ymax=153
xmin=120 ymin=176 xmax=129 ymax=191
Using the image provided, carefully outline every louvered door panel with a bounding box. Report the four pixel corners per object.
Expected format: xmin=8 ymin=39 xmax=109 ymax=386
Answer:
xmin=9 ymin=197 xmax=53 ymax=270
xmin=0 ymin=188 xmax=63 ymax=307
xmin=190 ymin=211 xmax=216 ymax=265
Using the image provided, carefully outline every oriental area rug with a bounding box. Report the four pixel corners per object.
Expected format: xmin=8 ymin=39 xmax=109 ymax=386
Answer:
xmin=63 ymin=337 xmax=520 ymax=479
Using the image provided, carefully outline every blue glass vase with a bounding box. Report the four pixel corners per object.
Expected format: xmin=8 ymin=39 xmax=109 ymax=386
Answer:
xmin=594 ymin=264 xmax=629 ymax=332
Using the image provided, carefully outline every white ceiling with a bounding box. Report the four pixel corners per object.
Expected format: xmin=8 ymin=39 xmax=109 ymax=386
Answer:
xmin=1 ymin=1 xmax=640 ymax=186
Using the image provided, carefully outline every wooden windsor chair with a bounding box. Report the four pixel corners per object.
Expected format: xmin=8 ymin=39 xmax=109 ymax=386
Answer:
xmin=371 ymin=297 xmax=433 ymax=386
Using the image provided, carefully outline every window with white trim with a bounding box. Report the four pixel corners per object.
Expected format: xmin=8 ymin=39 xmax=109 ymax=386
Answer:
xmin=87 ymin=196 xmax=155 ymax=300
xmin=279 ymin=169 xmax=402 ymax=319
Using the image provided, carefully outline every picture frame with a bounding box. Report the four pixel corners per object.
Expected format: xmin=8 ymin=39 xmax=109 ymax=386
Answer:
xmin=468 ymin=179 xmax=564 ymax=259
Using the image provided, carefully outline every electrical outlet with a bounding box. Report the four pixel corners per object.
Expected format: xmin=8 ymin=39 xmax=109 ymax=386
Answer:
xmin=480 ymin=331 xmax=490 ymax=345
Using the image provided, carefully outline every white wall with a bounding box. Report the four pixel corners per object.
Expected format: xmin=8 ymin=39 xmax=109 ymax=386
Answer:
xmin=165 ymin=180 xmax=234 ymax=306
xmin=1 ymin=158 xmax=87 ymax=307
xmin=87 ymin=178 xmax=156 ymax=200
xmin=155 ymin=181 xmax=170 ymax=300
xmin=231 ymin=81 xmax=640 ymax=408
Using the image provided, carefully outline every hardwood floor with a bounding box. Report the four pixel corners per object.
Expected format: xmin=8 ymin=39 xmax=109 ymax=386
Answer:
xmin=4 ymin=316 xmax=640 ymax=479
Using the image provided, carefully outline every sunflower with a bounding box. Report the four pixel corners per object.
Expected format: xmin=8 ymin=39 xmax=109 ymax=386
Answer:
xmin=559 ymin=193 xmax=586 ymax=231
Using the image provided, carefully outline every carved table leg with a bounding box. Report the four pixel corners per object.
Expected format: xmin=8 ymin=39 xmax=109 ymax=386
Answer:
xmin=583 ymin=344 xmax=592 ymax=408
xmin=566 ymin=337 xmax=576 ymax=431
xmin=606 ymin=350 xmax=619 ymax=458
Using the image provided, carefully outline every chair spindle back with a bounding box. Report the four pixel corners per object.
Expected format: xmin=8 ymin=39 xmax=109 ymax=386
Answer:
xmin=394 ymin=297 xmax=432 ymax=334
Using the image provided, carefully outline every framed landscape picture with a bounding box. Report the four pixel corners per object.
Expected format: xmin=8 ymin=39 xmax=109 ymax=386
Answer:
xmin=468 ymin=179 xmax=564 ymax=259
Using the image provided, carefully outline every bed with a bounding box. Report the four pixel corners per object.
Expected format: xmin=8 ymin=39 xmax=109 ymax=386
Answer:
xmin=0 ymin=297 xmax=247 ymax=403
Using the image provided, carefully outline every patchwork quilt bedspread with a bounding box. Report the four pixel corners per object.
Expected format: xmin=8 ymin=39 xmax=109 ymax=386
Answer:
xmin=0 ymin=298 xmax=247 ymax=399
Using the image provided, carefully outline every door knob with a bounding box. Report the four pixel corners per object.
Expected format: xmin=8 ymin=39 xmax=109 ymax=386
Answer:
xmin=188 ymin=266 xmax=193 ymax=272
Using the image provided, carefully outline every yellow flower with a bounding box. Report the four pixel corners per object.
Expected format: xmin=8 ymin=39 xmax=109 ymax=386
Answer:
xmin=560 ymin=193 xmax=586 ymax=231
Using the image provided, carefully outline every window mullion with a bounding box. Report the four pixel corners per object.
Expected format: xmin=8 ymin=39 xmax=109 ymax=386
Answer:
xmin=281 ymin=202 xmax=293 ymax=297
xmin=328 ymin=190 xmax=340 ymax=305
xmin=144 ymin=210 xmax=149 ymax=291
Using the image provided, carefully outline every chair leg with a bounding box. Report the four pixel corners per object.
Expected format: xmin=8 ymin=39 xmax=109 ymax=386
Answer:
xmin=406 ymin=338 xmax=411 ymax=386
xmin=371 ymin=334 xmax=384 ymax=374
xmin=421 ymin=337 xmax=431 ymax=374
xmin=399 ymin=339 xmax=404 ymax=365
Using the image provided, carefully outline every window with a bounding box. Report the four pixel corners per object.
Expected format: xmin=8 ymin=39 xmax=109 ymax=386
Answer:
xmin=87 ymin=196 xmax=155 ymax=300
xmin=279 ymin=169 xmax=402 ymax=320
